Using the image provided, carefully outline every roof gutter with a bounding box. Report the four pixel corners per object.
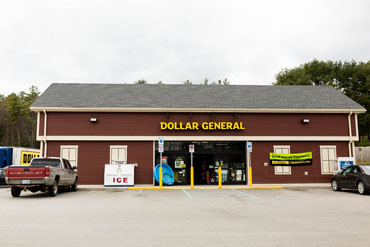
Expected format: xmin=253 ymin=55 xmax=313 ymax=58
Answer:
xmin=29 ymin=107 xmax=367 ymax=114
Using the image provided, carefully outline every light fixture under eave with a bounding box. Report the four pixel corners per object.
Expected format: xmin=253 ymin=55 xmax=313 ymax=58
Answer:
xmin=302 ymin=119 xmax=310 ymax=124
xmin=90 ymin=117 xmax=98 ymax=123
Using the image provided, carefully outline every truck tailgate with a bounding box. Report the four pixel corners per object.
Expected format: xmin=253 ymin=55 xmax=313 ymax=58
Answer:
xmin=7 ymin=167 xmax=46 ymax=179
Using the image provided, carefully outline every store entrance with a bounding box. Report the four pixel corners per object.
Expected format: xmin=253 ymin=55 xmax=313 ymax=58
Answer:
xmin=155 ymin=141 xmax=246 ymax=185
xmin=194 ymin=154 xmax=214 ymax=185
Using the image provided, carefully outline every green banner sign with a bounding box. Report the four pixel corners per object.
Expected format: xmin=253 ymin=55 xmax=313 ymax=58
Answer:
xmin=269 ymin=152 xmax=312 ymax=166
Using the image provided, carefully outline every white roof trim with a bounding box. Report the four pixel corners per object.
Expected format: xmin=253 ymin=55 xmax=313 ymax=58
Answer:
xmin=30 ymin=106 xmax=366 ymax=114
xmin=36 ymin=135 xmax=358 ymax=142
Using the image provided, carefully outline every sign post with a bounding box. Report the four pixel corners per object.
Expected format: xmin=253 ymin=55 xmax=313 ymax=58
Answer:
xmin=189 ymin=144 xmax=195 ymax=189
xmin=218 ymin=165 xmax=222 ymax=189
xmin=159 ymin=137 xmax=164 ymax=188
xmin=247 ymin=142 xmax=252 ymax=187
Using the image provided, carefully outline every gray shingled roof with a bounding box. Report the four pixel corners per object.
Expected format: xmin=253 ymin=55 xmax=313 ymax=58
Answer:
xmin=31 ymin=83 xmax=365 ymax=111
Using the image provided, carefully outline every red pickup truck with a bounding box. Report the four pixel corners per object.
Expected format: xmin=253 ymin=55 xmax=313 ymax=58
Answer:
xmin=5 ymin=157 xmax=78 ymax=197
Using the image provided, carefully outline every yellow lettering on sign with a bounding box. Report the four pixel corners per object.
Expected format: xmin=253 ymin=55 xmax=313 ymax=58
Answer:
xmin=272 ymin=160 xmax=290 ymax=165
xmin=160 ymin=122 xmax=168 ymax=130
xmin=160 ymin=121 xmax=245 ymax=131
xmin=208 ymin=122 xmax=214 ymax=130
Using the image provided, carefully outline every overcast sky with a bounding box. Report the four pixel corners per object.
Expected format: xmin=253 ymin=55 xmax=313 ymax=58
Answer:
xmin=0 ymin=0 xmax=369 ymax=95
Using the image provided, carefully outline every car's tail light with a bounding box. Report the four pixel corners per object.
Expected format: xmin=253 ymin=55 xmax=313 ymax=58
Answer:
xmin=45 ymin=167 xmax=50 ymax=177
xmin=4 ymin=168 xmax=8 ymax=177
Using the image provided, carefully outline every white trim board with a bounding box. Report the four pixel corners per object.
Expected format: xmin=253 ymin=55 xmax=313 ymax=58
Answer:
xmin=30 ymin=107 xmax=366 ymax=114
xmin=36 ymin=112 xmax=40 ymax=139
xmin=36 ymin=135 xmax=358 ymax=142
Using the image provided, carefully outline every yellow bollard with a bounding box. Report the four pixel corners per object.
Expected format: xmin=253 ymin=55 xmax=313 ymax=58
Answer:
xmin=159 ymin=166 xmax=163 ymax=188
xmin=218 ymin=166 xmax=222 ymax=189
xmin=248 ymin=167 xmax=252 ymax=187
xmin=191 ymin=166 xmax=194 ymax=189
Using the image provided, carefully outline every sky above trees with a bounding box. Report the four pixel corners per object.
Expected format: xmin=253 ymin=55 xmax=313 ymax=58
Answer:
xmin=1 ymin=0 xmax=370 ymax=95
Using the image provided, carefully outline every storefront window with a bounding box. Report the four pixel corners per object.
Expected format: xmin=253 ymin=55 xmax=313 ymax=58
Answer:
xmin=155 ymin=141 xmax=246 ymax=185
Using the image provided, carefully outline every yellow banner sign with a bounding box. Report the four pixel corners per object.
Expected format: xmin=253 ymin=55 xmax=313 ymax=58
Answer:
xmin=269 ymin=152 xmax=312 ymax=166
xmin=160 ymin=122 xmax=245 ymax=131
xmin=269 ymin=152 xmax=312 ymax=160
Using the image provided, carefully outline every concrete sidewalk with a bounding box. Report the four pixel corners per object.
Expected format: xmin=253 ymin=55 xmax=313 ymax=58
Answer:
xmin=78 ymin=183 xmax=331 ymax=191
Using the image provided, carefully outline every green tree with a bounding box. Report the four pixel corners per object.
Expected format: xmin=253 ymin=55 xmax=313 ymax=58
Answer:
xmin=183 ymin=80 xmax=192 ymax=85
xmin=4 ymin=93 xmax=22 ymax=146
xmin=0 ymin=95 xmax=6 ymax=144
xmin=274 ymin=59 xmax=370 ymax=138
xmin=21 ymin=86 xmax=40 ymax=147
xmin=222 ymin=78 xmax=230 ymax=85
xmin=135 ymin=79 xmax=147 ymax=84
xmin=1 ymin=86 xmax=40 ymax=147
xmin=203 ymin=78 xmax=231 ymax=85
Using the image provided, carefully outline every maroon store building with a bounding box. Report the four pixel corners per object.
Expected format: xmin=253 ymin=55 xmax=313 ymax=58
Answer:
xmin=30 ymin=83 xmax=366 ymax=185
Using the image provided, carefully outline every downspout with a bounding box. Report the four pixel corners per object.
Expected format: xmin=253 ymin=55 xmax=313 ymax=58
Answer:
xmin=348 ymin=111 xmax=353 ymax=157
xmin=43 ymin=109 xmax=47 ymax=157
xmin=354 ymin=113 xmax=359 ymax=159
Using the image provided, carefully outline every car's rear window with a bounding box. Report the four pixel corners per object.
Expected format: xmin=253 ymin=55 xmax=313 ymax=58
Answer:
xmin=30 ymin=159 xmax=61 ymax=167
xmin=360 ymin=165 xmax=370 ymax=174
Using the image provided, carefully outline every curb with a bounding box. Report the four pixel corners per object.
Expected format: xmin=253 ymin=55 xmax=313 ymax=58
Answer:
xmin=78 ymin=184 xmax=331 ymax=191
xmin=77 ymin=186 xmax=285 ymax=191
xmin=127 ymin=186 xmax=284 ymax=190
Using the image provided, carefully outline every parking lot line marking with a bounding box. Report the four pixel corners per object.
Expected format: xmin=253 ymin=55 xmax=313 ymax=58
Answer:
xmin=232 ymin=189 xmax=259 ymax=199
xmin=182 ymin=189 xmax=193 ymax=200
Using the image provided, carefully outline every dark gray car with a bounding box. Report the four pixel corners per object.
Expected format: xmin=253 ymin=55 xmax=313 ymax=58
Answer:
xmin=0 ymin=168 xmax=6 ymax=185
xmin=331 ymin=164 xmax=370 ymax=195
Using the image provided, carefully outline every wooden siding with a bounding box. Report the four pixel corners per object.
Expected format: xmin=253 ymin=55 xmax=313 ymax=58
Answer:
xmin=46 ymin=141 xmax=153 ymax=185
xmin=252 ymin=141 xmax=349 ymax=183
xmin=44 ymin=140 xmax=348 ymax=185
xmin=40 ymin=112 xmax=353 ymax=137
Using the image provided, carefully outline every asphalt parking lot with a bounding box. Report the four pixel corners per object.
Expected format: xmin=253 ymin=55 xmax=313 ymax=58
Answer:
xmin=1 ymin=187 xmax=370 ymax=247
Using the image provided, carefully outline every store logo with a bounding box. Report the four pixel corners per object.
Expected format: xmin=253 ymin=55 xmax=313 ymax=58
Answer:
xmin=160 ymin=122 xmax=245 ymax=130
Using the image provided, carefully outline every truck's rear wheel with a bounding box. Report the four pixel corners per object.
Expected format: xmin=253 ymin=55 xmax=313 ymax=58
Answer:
xmin=48 ymin=181 xmax=58 ymax=197
xmin=71 ymin=178 xmax=78 ymax=191
xmin=11 ymin=186 xmax=21 ymax=197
